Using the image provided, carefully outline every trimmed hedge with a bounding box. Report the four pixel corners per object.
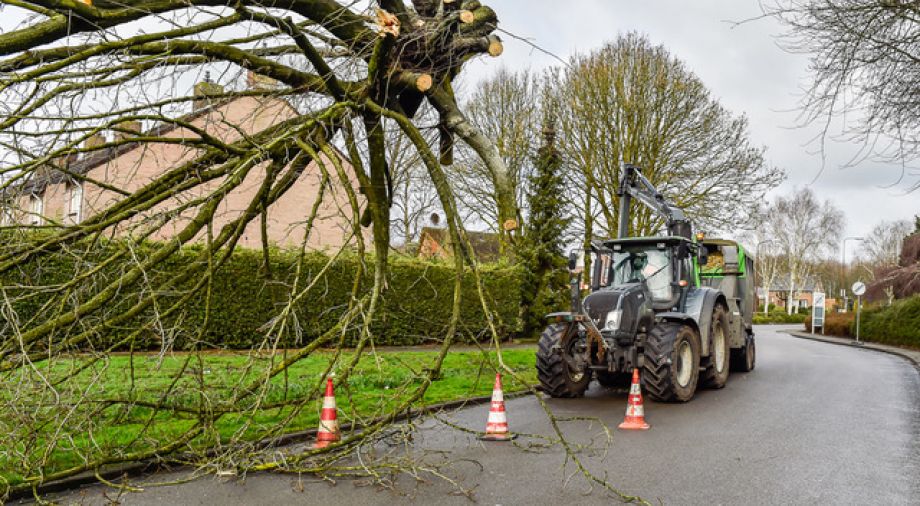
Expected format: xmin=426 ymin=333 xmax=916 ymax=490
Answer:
xmin=802 ymin=297 xmax=920 ymax=349
xmin=753 ymin=310 xmax=808 ymax=325
xmin=859 ymin=296 xmax=920 ymax=349
xmin=804 ymin=311 xmax=854 ymax=336
xmin=1 ymin=239 xmax=523 ymax=350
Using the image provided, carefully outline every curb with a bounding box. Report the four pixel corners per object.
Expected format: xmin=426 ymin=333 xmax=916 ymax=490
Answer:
xmin=7 ymin=389 xmax=535 ymax=502
xmin=785 ymin=330 xmax=920 ymax=371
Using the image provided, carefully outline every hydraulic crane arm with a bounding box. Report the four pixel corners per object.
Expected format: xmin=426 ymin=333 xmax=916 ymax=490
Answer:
xmin=616 ymin=163 xmax=692 ymax=239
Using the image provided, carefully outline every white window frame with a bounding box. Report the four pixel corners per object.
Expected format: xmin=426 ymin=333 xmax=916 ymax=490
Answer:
xmin=68 ymin=182 xmax=83 ymax=224
xmin=29 ymin=193 xmax=44 ymax=225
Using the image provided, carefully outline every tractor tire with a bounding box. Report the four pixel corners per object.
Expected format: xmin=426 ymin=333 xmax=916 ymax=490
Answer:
xmin=642 ymin=322 xmax=701 ymax=402
xmin=700 ymin=304 xmax=731 ymax=389
xmin=731 ymin=334 xmax=756 ymax=372
xmin=536 ymin=323 xmax=591 ymax=398
xmin=595 ymin=371 xmax=632 ymax=389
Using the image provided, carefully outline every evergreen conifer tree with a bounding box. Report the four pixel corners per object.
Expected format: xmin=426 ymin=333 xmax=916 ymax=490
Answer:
xmin=519 ymin=121 xmax=570 ymax=337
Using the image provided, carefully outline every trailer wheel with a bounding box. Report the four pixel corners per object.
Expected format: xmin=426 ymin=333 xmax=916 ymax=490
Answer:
xmin=700 ymin=304 xmax=731 ymax=389
xmin=642 ymin=322 xmax=700 ymax=402
xmin=731 ymin=333 xmax=756 ymax=372
xmin=536 ymin=324 xmax=591 ymax=398
xmin=595 ymin=371 xmax=632 ymax=389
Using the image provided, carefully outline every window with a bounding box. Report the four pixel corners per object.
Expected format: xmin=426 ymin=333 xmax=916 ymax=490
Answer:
xmin=609 ymin=248 xmax=673 ymax=302
xmin=29 ymin=194 xmax=43 ymax=225
xmin=68 ymin=182 xmax=83 ymax=224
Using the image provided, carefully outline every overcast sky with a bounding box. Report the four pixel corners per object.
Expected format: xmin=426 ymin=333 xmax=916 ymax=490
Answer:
xmin=460 ymin=0 xmax=918 ymax=255
xmin=1 ymin=1 xmax=915 ymax=255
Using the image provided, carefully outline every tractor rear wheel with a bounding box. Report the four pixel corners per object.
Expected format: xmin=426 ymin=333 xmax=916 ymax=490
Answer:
xmin=595 ymin=371 xmax=632 ymax=389
xmin=700 ymin=304 xmax=731 ymax=389
xmin=731 ymin=333 xmax=756 ymax=372
xmin=536 ymin=323 xmax=591 ymax=398
xmin=642 ymin=322 xmax=701 ymax=402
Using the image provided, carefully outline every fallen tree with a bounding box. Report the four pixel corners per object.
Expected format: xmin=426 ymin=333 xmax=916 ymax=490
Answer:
xmin=0 ymin=1 xmax=643 ymax=502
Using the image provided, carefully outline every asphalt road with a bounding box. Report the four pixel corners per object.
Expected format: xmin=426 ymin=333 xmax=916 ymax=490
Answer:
xmin=34 ymin=325 xmax=920 ymax=505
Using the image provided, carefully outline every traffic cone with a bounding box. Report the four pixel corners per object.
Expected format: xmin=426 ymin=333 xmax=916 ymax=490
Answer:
xmin=313 ymin=377 xmax=340 ymax=448
xmin=618 ymin=369 xmax=650 ymax=430
xmin=479 ymin=373 xmax=517 ymax=441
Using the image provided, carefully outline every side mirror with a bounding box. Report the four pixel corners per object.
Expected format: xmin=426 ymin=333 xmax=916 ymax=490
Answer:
xmin=699 ymin=249 xmax=708 ymax=267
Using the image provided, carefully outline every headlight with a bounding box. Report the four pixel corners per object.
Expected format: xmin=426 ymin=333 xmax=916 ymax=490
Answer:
xmin=604 ymin=310 xmax=622 ymax=331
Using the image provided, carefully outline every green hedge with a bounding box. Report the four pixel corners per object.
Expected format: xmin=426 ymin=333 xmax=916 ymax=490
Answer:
xmin=804 ymin=311 xmax=854 ymax=336
xmin=859 ymin=296 xmax=920 ymax=349
xmin=1 ymin=239 xmax=523 ymax=350
xmin=753 ymin=310 xmax=808 ymax=324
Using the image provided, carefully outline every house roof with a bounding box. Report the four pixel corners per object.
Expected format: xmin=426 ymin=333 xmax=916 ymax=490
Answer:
xmin=419 ymin=226 xmax=501 ymax=262
xmin=769 ymin=277 xmax=820 ymax=292
xmin=10 ymin=93 xmax=299 ymax=195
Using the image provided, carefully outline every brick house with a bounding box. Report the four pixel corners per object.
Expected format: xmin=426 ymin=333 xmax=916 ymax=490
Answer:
xmin=418 ymin=226 xmax=501 ymax=262
xmin=757 ymin=278 xmax=840 ymax=312
xmin=1 ymin=76 xmax=363 ymax=251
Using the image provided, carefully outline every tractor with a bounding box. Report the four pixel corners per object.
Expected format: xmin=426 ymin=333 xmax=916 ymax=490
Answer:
xmin=536 ymin=164 xmax=756 ymax=402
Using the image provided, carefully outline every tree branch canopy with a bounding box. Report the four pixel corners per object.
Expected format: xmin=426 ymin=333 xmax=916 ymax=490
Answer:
xmin=768 ymin=0 xmax=920 ymax=189
xmin=0 ymin=0 xmax=517 ymax=496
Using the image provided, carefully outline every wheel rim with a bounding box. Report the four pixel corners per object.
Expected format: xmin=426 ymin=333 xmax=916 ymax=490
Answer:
xmin=676 ymin=340 xmax=693 ymax=387
xmin=714 ymin=324 xmax=726 ymax=373
xmin=565 ymin=337 xmax=586 ymax=383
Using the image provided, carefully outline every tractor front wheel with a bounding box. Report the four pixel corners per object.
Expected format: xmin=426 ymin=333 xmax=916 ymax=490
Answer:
xmin=536 ymin=323 xmax=591 ymax=398
xmin=642 ymin=322 xmax=701 ymax=402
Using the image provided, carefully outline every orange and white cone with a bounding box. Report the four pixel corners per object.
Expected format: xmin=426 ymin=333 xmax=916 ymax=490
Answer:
xmin=313 ymin=377 xmax=340 ymax=448
xmin=618 ymin=369 xmax=650 ymax=430
xmin=479 ymin=373 xmax=517 ymax=441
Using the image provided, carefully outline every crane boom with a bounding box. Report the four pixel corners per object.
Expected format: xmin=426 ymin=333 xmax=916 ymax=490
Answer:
xmin=616 ymin=163 xmax=692 ymax=239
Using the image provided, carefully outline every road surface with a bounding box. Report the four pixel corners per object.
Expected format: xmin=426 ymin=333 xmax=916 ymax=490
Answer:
xmin=31 ymin=325 xmax=920 ymax=505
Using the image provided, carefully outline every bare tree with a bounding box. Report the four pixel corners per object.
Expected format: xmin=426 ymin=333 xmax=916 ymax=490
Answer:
xmin=860 ymin=218 xmax=913 ymax=268
xmin=740 ymin=204 xmax=785 ymax=314
xmin=767 ymin=188 xmax=845 ymax=314
xmin=454 ymin=67 xmax=540 ymax=233
xmin=386 ymin=115 xmax=441 ymax=246
xmin=0 ymin=0 xmax=510 ymax=495
xmin=0 ymin=2 xmax=650 ymax=502
xmin=767 ymin=0 xmax=920 ymax=189
xmin=548 ymin=33 xmax=783 ymax=250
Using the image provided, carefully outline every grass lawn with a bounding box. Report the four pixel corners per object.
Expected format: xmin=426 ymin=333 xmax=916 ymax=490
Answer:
xmin=0 ymin=347 xmax=537 ymax=492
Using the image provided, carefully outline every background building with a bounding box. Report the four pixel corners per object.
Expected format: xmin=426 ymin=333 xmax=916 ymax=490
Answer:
xmin=1 ymin=74 xmax=363 ymax=252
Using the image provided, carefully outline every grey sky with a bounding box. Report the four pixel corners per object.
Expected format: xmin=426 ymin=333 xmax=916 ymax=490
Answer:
xmin=1 ymin=1 xmax=915 ymax=256
xmin=461 ymin=0 xmax=918 ymax=254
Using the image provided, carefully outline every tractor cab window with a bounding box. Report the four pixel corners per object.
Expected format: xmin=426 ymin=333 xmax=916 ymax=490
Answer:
xmin=609 ymin=248 xmax=672 ymax=301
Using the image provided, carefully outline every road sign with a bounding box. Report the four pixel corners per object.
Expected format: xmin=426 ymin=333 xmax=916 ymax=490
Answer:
xmin=852 ymin=281 xmax=866 ymax=296
xmin=851 ymin=281 xmax=865 ymax=345
xmin=811 ymin=292 xmax=825 ymax=334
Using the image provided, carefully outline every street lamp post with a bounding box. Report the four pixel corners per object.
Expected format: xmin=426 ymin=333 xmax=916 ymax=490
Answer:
xmin=755 ymin=239 xmax=779 ymax=316
xmin=840 ymin=236 xmax=864 ymax=313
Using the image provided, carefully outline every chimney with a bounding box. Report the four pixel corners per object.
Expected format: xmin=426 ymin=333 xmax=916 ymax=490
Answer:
xmin=193 ymin=72 xmax=224 ymax=111
xmin=51 ymin=151 xmax=79 ymax=170
xmin=84 ymin=133 xmax=106 ymax=150
xmin=247 ymin=70 xmax=278 ymax=90
xmin=113 ymin=120 xmax=142 ymax=143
